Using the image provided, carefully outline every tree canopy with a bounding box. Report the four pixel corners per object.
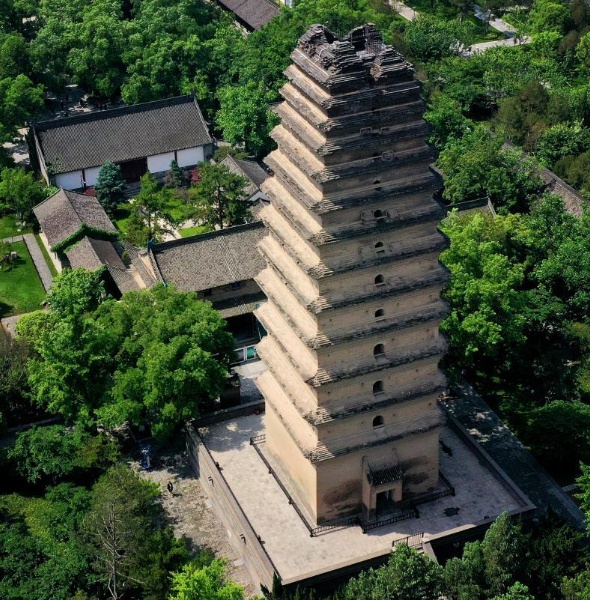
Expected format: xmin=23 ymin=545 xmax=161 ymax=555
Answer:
xmin=189 ymin=162 xmax=251 ymax=230
xmin=17 ymin=270 xmax=234 ymax=439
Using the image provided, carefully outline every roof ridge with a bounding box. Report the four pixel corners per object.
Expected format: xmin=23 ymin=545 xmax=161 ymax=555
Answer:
xmin=34 ymin=95 xmax=196 ymax=131
xmin=63 ymin=189 xmax=89 ymax=227
xmin=32 ymin=187 xmax=66 ymax=211
xmin=151 ymin=221 xmax=265 ymax=253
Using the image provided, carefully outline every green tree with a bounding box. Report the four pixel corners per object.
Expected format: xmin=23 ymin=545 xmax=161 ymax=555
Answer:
xmin=8 ymin=425 xmax=120 ymax=483
xmin=94 ymin=284 xmax=234 ymax=439
xmin=437 ymin=129 xmax=543 ymax=212
xmin=0 ymin=333 xmax=31 ymax=428
xmin=17 ymin=270 xmax=113 ymax=424
xmin=523 ymin=512 xmax=585 ymax=600
xmin=440 ymin=211 xmax=528 ymax=369
xmin=29 ymin=0 xmax=86 ymax=91
xmin=534 ymin=122 xmax=590 ymax=166
xmin=126 ymin=172 xmax=169 ymax=246
xmin=403 ymin=16 xmax=466 ymax=62
xmin=85 ymin=464 xmax=187 ymax=600
xmin=529 ymin=0 xmax=570 ymax=34
xmin=165 ymin=160 xmax=187 ymax=189
xmin=216 ymin=81 xmax=280 ymax=158
xmin=47 ymin=266 xmax=105 ymax=319
xmin=577 ymin=32 xmax=590 ymax=74
xmin=491 ymin=582 xmax=534 ymax=600
xmin=424 ymin=92 xmax=472 ymax=149
xmin=0 ymin=166 xmax=46 ymax=222
xmin=168 ymin=559 xmax=245 ymax=600
xmin=444 ymin=513 xmax=525 ymax=600
xmin=0 ymin=74 xmax=44 ymax=141
xmin=526 ymin=401 xmax=590 ymax=470
xmin=563 ymin=571 xmax=590 ymax=600
xmin=0 ymin=508 xmax=48 ymax=600
xmin=94 ymin=161 xmax=126 ymax=214
xmin=66 ymin=0 xmax=129 ymax=97
xmin=189 ymin=162 xmax=250 ymax=230
xmin=19 ymin=275 xmax=234 ymax=439
xmin=339 ymin=543 xmax=444 ymax=600
xmin=0 ymin=32 xmax=31 ymax=79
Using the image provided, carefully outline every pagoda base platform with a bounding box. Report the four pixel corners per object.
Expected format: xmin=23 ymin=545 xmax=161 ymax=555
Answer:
xmin=189 ymin=410 xmax=534 ymax=594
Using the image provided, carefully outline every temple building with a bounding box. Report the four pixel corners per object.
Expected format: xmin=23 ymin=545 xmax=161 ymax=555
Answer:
xmin=254 ymin=23 xmax=449 ymax=525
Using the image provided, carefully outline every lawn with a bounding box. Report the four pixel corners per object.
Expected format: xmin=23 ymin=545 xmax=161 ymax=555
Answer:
xmin=0 ymin=215 xmax=33 ymax=240
xmin=179 ymin=224 xmax=214 ymax=238
xmin=0 ymin=241 xmax=46 ymax=316
xmin=111 ymin=202 xmax=134 ymax=235
xmin=166 ymin=195 xmax=193 ymax=224
xmin=34 ymin=233 xmax=58 ymax=277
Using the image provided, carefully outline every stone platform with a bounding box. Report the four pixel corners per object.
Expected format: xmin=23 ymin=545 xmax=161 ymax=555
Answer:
xmin=195 ymin=411 xmax=534 ymax=589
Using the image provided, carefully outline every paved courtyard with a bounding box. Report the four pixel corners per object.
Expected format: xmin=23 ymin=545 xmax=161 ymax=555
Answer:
xmin=200 ymin=412 xmax=531 ymax=585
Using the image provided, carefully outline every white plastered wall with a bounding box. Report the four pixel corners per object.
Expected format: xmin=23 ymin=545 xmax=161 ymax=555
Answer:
xmin=177 ymin=146 xmax=203 ymax=167
xmin=55 ymin=170 xmax=84 ymax=190
xmin=147 ymin=152 xmax=175 ymax=174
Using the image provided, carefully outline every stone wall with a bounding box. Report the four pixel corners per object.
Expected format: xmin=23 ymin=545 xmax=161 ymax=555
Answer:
xmin=186 ymin=426 xmax=277 ymax=591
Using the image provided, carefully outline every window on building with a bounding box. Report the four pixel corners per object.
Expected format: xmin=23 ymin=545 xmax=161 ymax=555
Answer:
xmin=373 ymin=415 xmax=384 ymax=427
xmin=375 ymin=242 xmax=385 ymax=255
xmin=373 ymin=179 xmax=382 ymax=192
xmin=373 ymin=343 xmax=385 ymax=357
xmin=374 ymin=209 xmax=386 ymax=223
xmin=375 ymin=274 xmax=385 ymax=286
xmin=373 ymin=381 xmax=384 ymax=394
xmin=375 ymin=308 xmax=385 ymax=319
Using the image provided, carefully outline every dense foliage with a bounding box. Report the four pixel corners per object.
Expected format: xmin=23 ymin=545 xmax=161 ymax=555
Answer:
xmin=16 ymin=269 xmax=235 ymax=440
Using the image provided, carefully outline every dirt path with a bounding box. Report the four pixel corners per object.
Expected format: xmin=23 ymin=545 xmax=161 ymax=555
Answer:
xmin=135 ymin=439 xmax=258 ymax=597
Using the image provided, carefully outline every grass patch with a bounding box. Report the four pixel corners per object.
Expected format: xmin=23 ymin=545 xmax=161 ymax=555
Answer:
xmin=179 ymin=224 xmax=214 ymax=238
xmin=111 ymin=202 xmax=134 ymax=236
xmin=0 ymin=215 xmax=33 ymax=240
xmin=34 ymin=234 xmax=57 ymax=277
xmin=0 ymin=241 xmax=46 ymax=316
xmin=165 ymin=195 xmax=193 ymax=225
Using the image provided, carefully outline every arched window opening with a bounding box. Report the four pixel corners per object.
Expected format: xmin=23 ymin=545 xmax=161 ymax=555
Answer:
xmin=373 ymin=415 xmax=384 ymax=427
xmin=375 ymin=308 xmax=385 ymax=319
xmin=373 ymin=179 xmax=382 ymax=192
xmin=373 ymin=343 xmax=385 ymax=357
xmin=373 ymin=381 xmax=384 ymax=394
xmin=374 ymin=274 xmax=385 ymax=285
xmin=375 ymin=241 xmax=385 ymax=255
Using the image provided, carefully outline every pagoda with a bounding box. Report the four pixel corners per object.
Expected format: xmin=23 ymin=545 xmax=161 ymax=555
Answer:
xmin=255 ymin=24 xmax=449 ymax=525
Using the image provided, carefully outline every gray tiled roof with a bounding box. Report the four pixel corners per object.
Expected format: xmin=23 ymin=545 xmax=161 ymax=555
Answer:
xmin=214 ymin=291 xmax=267 ymax=318
xmin=34 ymin=95 xmax=212 ymax=174
xmin=33 ymin=189 xmax=117 ymax=248
xmin=234 ymin=158 xmax=268 ymax=188
xmin=150 ymin=221 xmax=266 ymax=291
xmin=220 ymin=155 xmax=268 ymax=198
xmin=217 ymin=0 xmax=279 ymax=30
xmin=65 ymin=237 xmax=126 ymax=271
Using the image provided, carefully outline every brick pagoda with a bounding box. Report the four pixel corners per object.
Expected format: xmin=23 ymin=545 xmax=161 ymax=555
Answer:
xmin=255 ymin=24 xmax=449 ymax=525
